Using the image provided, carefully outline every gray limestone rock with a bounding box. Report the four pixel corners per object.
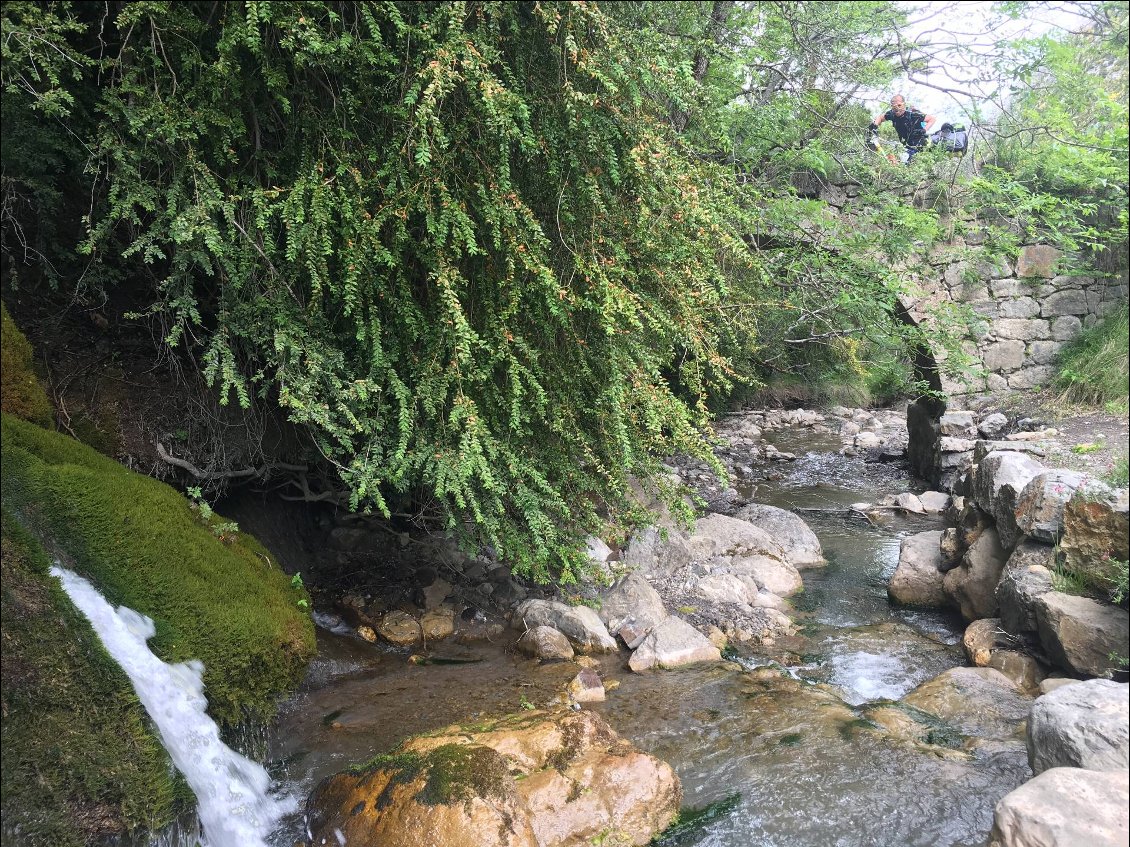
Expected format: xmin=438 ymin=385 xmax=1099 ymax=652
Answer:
xmin=513 ymin=599 xmax=618 ymax=654
xmin=1028 ymin=679 xmax=1129 ymax=774
xmin=628 ymin=616 xmax=722 ymax=671
xmin=945 ymin=526 xmax=1008 ymax=622
xmin=990 ymin=768 xmax=1129 ymax=847
xmin=996 ymin=542 xmax=1056 ymax=636
xmin=972 ymin=451 xmax=1046 ymax=551
xmin=889 ymin=531 xmax=948 ymax=608
xmin=1035 ymin=592 xmax=1130 ymax=678
xmin=732 ymin=503 xmax=825 ymax=568
xmin=1016 ymin=470 xmax=1090 ymax=543
xmin=599 ymin=572 xmax=668 ymax=650
xmin=516 ymin=625 xmax=575 ymax=661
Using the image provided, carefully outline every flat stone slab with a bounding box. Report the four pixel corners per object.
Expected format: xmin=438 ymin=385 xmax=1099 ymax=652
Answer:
xmin=628 ymin=616 xmax=721 ymax=672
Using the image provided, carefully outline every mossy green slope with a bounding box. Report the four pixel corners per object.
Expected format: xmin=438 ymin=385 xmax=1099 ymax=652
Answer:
xmin=0 ymin=302 xmax=53 ymax=428
xmin=0 ymin=413 xmax=316 ymax=727
xmin=1 ymin=511 xmax=189 ymax=845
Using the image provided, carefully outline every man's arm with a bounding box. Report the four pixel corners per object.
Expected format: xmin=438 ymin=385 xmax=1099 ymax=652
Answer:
xmin=872 ymin=113 xmax=887 ymax=128
xmin=923 ymin=113 xmax=937 ymax=133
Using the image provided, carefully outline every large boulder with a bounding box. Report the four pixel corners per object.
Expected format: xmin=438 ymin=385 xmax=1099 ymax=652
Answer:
xmin=732 ymin=503 xmax=825 ymax=568
xmin=620 ymin=513 xmax=786 ymax=578
xmin=512 ymin=600 xmax=618 ymax=654
xmin=945 ymin=526 xmax=1008 ymax=622
xmin=307 ymin=710 xmax=681 ymax=847
xmin=990 ymin=768 xmax=1129 ymax=847
xmin=599 ymin=573 xmax=667 ymax=649
xmin=1060 ymin=483 xmax=1130 ymax=589
xmin=628 ymin=616 xmax=722 ymax=672
xmin=971 ymin=451 xmax=1045 ymax=551
xmin=996 ymin=542 xmax=1056 ymax=637
xmin=889 ymin=530 xmax=948 ymax=607
xmin=1015 ymin=470 xmax=1090 ymax=544
xmin=1034 ymin=592 xmax=1130 ymax=677
xmin=1028 ymin=679 xmax=1130 ymax=774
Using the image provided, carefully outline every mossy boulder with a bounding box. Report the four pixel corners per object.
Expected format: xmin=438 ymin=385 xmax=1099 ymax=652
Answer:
xmin=0 ymin=302 xmax=53 ymax=428
xmin=1 ymin=413 xmax=316 ymax=725
xmin=1 ymin=511 xmax=187 ymax=845
xmin=308 ymin=709 xmax=681 ymax=847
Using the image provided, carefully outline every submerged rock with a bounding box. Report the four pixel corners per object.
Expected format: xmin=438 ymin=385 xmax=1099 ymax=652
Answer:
xmin=1028 ymin=679 xmax=1130 ymax=774
xmin=306 ymin=710 xmax=680 ymax=847
xmin=990 ymin=767 xmax=1129 ymax=847
xmin=902 ymin=667 xmax=1031 ymax=741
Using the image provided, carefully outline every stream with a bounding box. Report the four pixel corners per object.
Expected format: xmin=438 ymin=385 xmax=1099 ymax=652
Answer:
xmin=266 ymin=428 xmax=1031 ymax=846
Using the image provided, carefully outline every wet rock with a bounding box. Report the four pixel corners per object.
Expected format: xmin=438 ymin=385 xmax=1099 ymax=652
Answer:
xmin=516 ymin=625 xmax=575 ymax=661
xmin=938 ymin=528 xmax=965 ymax=573
xmin=990 ymin=768 xmax=1129 ymax=847
xmin=894 ymin=493 xmax=926 ymax=514
xmin=1015 ymin=469 xmax=1090 ymax=543
xmin=978 ymin=413 xmax=1009 ymax=438
xmin=421 ymin=607 xmax=456 ymax=642
xmin=945 ymin=526 xmax=1008 ymax=622
xmin=1061 ymin=483 xmax=1129 ymax=587
xmin=902 ymin=667 xmax=1031 ymax=740
xmin=988 ymin=651 xmax=1046 ymax=693
xmin=1034 ymin=592 xmax=1130 ymax=678
xmin=567 ymin=668 xmax=606 ymax=703
xmin=971 ymin=451 xmax=1045 ymax=551
xmin=996 ymin=542 xmax=1056 ymax=636
xmin=628 ymin=616 xmax=722 ymax=672
xmin=889 ymin=530 xmax=948 ymax=608
xmin=378 ymin=610 xmax=423 ymax=647
xmin=357 ymin=625 xmax=378 ymax=643
xmin=732 ymin=503 xmax=825 ymax=568
xmin=599 ymin=572 xmax=667 ymax=650
xmin=918 ymin=491 xmax=951 ymax=514
xmin=512 ymin=600 xmax=618 ymax=654
xmin=962 ymin=618 xmax=1010 ymax=667
xmin=1028 ymin=679 xmax=1129 ymax=774
xmin=306 ymin=710 xmax=680 ymax=847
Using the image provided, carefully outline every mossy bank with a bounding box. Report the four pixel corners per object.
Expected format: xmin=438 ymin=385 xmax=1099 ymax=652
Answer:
xmin=1 ymin=302 xmax=316 ymax=845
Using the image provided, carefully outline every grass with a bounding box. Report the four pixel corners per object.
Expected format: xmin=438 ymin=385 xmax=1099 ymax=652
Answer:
xmin=1 ymin=302 xmax=53 ymax=428
xmin=1104 ymin=454 xmax=1129 ymax=488
xmin=1054 ymin=306 xmax=1129 ymax=412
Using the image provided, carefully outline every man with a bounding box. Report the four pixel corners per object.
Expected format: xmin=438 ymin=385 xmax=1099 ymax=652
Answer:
xmin=870 ymin=95 xmax=936 ymax=163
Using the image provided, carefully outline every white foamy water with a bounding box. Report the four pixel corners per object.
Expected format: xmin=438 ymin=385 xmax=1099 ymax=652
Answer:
xmin=50 ymin=566 xmax=295 ymax=847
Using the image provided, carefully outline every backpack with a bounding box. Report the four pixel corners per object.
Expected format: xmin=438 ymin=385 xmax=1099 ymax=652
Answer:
xmin=931 ymin=122 xmax=968 ymax=153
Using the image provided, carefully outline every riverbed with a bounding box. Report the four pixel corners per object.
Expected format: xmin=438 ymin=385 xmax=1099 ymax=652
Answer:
xmin=266 ymin=428 xmax=1031 ymax=846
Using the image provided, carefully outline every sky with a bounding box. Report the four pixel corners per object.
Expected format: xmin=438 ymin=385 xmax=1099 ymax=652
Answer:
xmin=862 ymin=1 xmax=1092 ymax=124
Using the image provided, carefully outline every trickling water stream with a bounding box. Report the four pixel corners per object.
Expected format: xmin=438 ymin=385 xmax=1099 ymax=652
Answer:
xmin=266 ymin=427 xmax=1030 ymax=846
xmin=49 ymin=567 xmax=295 ymax=847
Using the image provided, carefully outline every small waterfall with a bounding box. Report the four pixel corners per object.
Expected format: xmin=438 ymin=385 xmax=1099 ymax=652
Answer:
xmin=50 ymin=566 xmax=295 ymax=847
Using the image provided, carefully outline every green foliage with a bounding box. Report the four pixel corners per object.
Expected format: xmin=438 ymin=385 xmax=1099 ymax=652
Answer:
xmin=1 ymin=509 xmax=188 ymax=845
xmin=1104 ymin=454 xmax=1129 ymax=488
xmin=1055 ymin=306 xmax=1129 ymax=411
xmin=0 ymin=302 xmax=53 ymax=427
xmin=0 ymin=413 xmax=315 ymax=725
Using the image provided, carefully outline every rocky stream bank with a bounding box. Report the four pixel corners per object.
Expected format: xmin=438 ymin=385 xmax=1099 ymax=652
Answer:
xmin=262 ymin=403 xmax=1128 ymax=847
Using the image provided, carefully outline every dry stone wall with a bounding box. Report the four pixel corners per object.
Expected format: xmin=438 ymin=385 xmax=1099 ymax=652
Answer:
xmin=806 ymin=174 xmax=1128 ymax=396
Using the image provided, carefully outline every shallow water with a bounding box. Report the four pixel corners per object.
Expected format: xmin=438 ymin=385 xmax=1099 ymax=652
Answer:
xmin=266 ymin=428 xmax=1030 ymax=846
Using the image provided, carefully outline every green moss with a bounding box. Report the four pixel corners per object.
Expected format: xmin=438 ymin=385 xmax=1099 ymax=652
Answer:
xmin=652 ymin=792 xmax=741 ymax=845
xmin=0 ymin=413 xmax=316 ymax=726
xmin=352 ymin=744 xmax=512 ymax=810
xmin=0 ymin=302 xmax=53 ymax=428
xmin=0 ymin=510 xmax=190 ymax=845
